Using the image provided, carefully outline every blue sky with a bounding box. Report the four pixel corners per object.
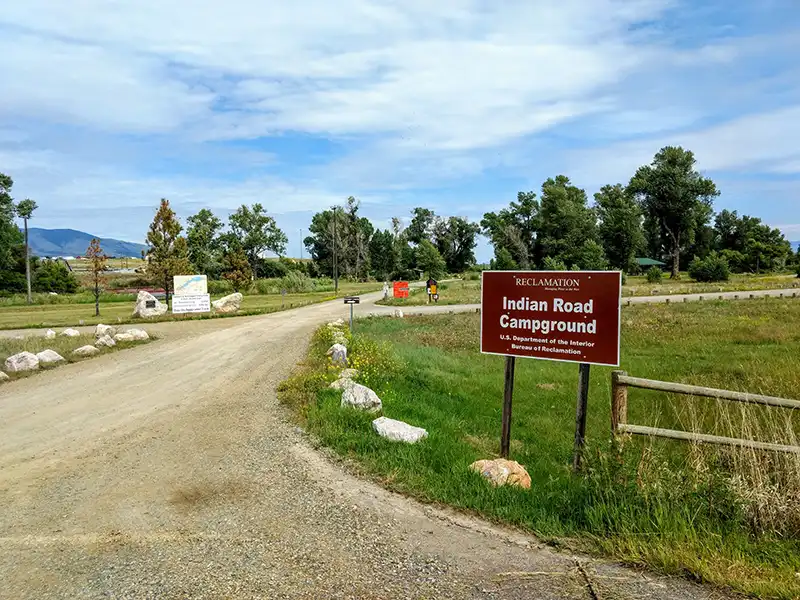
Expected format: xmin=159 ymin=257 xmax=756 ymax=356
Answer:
xmin=1 ymin=0 xmax=798 ymax=262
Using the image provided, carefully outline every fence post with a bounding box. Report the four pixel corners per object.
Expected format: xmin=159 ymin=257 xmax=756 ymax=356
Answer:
xmin=611 ymin=370 xmax=628 ymax=436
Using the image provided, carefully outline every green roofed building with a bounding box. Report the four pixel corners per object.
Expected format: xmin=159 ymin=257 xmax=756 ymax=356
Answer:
xmin=635 ymin=257 xmax=667 ymax=268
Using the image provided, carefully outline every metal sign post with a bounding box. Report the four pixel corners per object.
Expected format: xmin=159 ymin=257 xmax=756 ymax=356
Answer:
xmin=343 ymin=296 xmax=360 ymax=332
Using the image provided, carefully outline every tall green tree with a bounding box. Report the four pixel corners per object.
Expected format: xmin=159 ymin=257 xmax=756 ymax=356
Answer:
xmin=145 ymin=198 xmax=192 ymax=308
xmin=0 ymin=173 xmax=23 ymax=275
xmin=433 ymin=216 xmax=480 ymax=273
xmin=481 ymin=191 xmax=539 ymax=269
xmin=407 ymin=207 xmax=436 ymax=245
xmin=713 ymin=210 xmax=791 ymax=273
xmin=85 ymin=238 xmax=107 ymax=316
xmin=221 ymin=246 xmax=253 ymax=292
xmin=228 ymin=204 xmax=287 ymax=278
xmin=15 ymin=198 xmax=38 ymax=304
xmin=369 ymin=229 xmax=397 ymax=280
xmin=627 ymin=146 xmax=719 ymax=278
xmin=186 ymin=208 xmax=223 ymax=277
xmin=343 ymin=196 xmax=373 ymax=280
xmin=538 ymin=175 xmax=603 ymax=269
xmin=490 ymin=247 xmax=517 ymax=270
xmin=304 ymin=207 xmax=348 ymax=278
xmin=594 ymin=184 xmax=644 ymax=272
xmin=414 ymin=240 xmax=447 ymax=279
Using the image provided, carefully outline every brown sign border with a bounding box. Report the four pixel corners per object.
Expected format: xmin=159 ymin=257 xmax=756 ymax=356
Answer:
xmin=479 ymin=270 xmax=622 ymax=368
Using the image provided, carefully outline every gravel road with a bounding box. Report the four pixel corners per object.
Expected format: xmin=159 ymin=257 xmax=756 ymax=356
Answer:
xmin=0 ymin=294 xmax=734 ymax=599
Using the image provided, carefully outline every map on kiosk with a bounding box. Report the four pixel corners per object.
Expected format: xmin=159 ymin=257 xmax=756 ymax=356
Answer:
xmin=174 ymin=275 xmax=208 ymax=296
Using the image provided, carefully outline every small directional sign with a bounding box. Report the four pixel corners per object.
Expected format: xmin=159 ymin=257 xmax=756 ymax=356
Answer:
xmin=343 ymin=296 xmax=360 ymax=304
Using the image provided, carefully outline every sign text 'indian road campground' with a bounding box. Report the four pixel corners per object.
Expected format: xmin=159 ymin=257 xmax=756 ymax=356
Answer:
xmin=480 ymin=271 xmax=622 ymax=367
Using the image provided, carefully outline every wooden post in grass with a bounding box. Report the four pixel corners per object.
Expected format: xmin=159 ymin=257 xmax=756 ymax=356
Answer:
xmin=572 ymin=363 xmax=591 ymax=472
xmin=500 ymin=356 xmax=516 ymax=458
xmin=611 ymin=370 xmax=628 ymax=435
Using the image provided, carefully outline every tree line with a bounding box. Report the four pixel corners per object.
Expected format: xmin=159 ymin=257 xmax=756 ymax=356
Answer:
xmin=484 ymin=146 xmax=796 ymax=279
xmin=1 ymin=144 xmax=797 ymax=304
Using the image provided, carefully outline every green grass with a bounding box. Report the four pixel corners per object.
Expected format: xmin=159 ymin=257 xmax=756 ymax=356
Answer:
xmin=280 ymin=299 xmax=800 ymax=599
xmin=379 ymin=274 xmax=800 ymax=306
xmin=0 ymin=282 xmax=380 ymax=330
xmin=1 ymin=331 xmax=151 ymax=380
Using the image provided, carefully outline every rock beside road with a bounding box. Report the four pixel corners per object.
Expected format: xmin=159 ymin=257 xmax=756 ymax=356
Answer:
xmin=469 ymin=459 xmax=531 ymax=489
xmin=126 ymin=328 xmax=150 ymax=341
xmin=96 ymin=335 xmax=116 ymax=348
xmin=341 ymin=382 xmax=383 ymax=413
xmin=212 ymin=292 xmax=243 ymax=314
xmin=327 ymin=343 xmax=348 ymax=367
xmin=5 ymin=351 xmax=40 ymax=373
xmin=36 ymin=350 xmax=66 ymax=365
xmin=0 ymin=371 xmax=9 ymax=383
xmin=133 ymin=291 xmax=168 ymax=319
xmin=95 ymin=324 xmax=117 ymax=338
xmin=330 ymin=378 xmax=356 ymax=390
xmin=394 ymin=309 xmax=404 ymax=318
xmin=114 ymin=333 xmax=136 ymax=343
xmin=73 ymin=345 xmax=100 ymax=358
xmin=60 ymin=328 xmax=81 ymax=337
xmin=45 ymin=329 xmax=56 ymax=340
xmin=372 ymin=417 xmax=428 ymax=443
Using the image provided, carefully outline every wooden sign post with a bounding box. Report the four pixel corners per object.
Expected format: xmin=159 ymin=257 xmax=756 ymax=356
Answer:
xmin=480 ymin=271 xmax=622 ymax=470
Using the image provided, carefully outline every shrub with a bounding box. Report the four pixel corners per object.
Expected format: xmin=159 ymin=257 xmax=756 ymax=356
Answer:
xmin=32 ymin=260 xmax=79 ymax=294
xmin=689 ymin=252 xmax=731 ymax=282
xmin=259 ymin=259 xmax=288 ymax=279
xmin=646 ymin=266 xmax=663 ymax=284
xmin=208 ymin=279 xmax=234 ymax=295
xmin=280 ymin=271 xmax=315 ymax=293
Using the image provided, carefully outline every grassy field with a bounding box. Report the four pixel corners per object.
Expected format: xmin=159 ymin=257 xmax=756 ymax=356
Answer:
xmin=1 ymin=332 xmax=151 ymax=380
xmin=280 ymin=299 xmax=800 ymax=599
xmin=378 ymin=273 xmax=800 ymax=306
xmin=0 ymin=282 xmax=380 ymax=330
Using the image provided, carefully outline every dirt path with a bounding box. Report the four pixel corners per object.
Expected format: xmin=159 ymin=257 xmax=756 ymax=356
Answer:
xmin=0 ymin=296 xmax=733 ymax=599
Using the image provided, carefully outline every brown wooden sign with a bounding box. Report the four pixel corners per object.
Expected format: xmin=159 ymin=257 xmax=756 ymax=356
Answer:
xmin=481 ymin=271 xmax=622 ymax=367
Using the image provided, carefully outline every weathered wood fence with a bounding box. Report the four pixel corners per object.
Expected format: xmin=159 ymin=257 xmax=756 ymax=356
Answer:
xmin=611 ymin=371 xmax=800 ymax=454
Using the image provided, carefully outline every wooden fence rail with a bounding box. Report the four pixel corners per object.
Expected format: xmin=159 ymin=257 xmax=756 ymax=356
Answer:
xmin=611 ymin=371 xmax=800 ymax=454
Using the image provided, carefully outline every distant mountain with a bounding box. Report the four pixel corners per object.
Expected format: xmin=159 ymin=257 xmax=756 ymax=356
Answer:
xmin=26 ymin=228 xmax=148 ymax=258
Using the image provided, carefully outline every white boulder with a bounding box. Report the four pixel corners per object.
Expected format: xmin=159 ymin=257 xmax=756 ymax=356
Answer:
xmin=327 ymin=318 xmax=345 ymax=328
xmin=211 ymin=292 xmax=243 ymax=314
xmin=372 ymin=417 xmax=428 ymax=444
xmin=0 ymin=372 xmax=9 ymax=383
xmin=36 ymin=349 xmax=66 ymax=365
xmin=96 ymin=335 xmax=116 ymax=348
xmin=73 ymin=345 xmax=100 ymax=357
xmin=341 ymin=383 xmax=383 ymax=413
xmin=60 ymin=328 xmax=81 ymax=337
xmin=393 ymin=309 xmax=404 ymax=318
xmin=125 ymin=328 xmax=150 ymax=341
xmin=4 ymin=351 xmax=39 ymax=373
xmin=95 ymin=324 xmax=117 ymax=338
xmin=113 ymin=333 xmax=136 ymax=343
xmin=327 ymin=343 xmax=348 ymax=367
xmin=332 ymin=330 xmax=348 ymax=345
xmin=45 ymin=329 xmax=56 ymax=340
xmin=132 ymin=290 xmax=168 ymax=318
xmin=330 ymin=378 xmax=356 ymax=390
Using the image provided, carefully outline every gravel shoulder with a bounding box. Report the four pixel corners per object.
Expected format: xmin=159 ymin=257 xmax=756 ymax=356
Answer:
xmin=0 ymin=294 xmax=735 ymax=599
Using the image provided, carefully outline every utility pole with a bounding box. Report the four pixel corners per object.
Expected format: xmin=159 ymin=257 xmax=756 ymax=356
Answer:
xmin=332 ymin=206 xmax=339 ymax=294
